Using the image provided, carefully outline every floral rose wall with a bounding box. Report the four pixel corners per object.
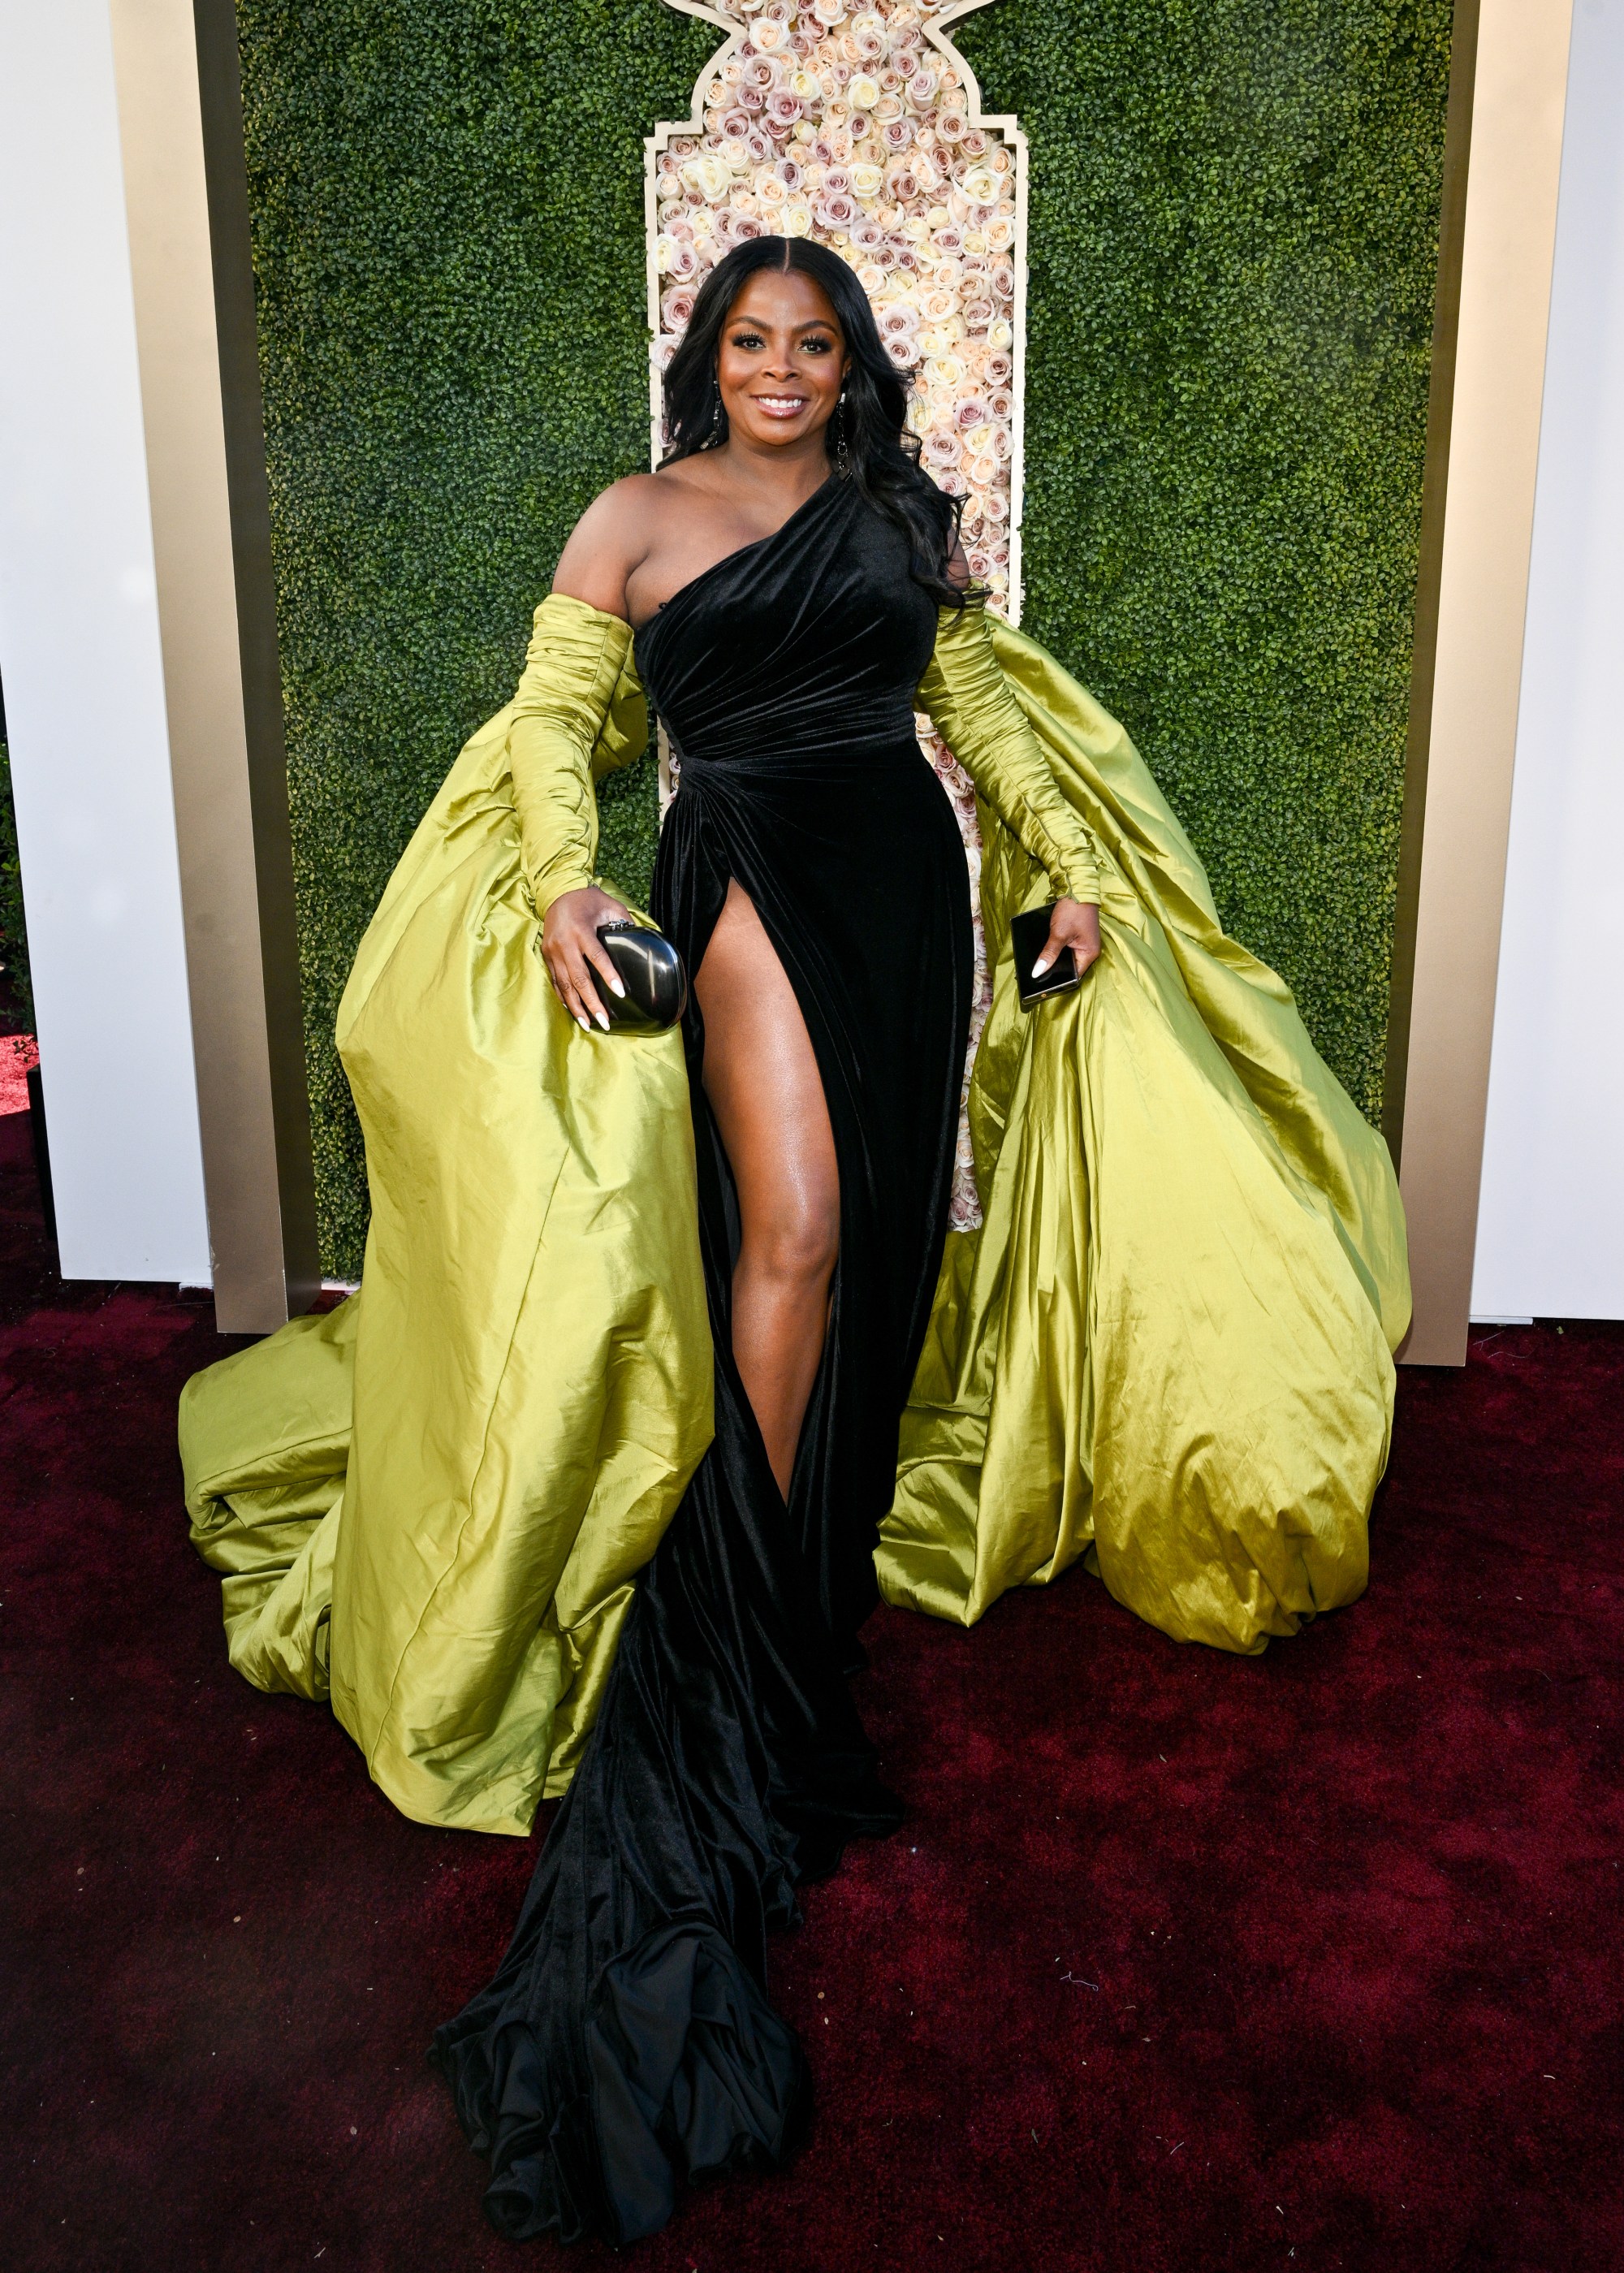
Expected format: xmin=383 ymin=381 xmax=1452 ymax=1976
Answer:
xmin=235 ymin=0 xmax=1451 ymax=1278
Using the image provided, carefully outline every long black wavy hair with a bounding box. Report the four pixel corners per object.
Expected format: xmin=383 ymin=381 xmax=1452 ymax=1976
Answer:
xmin=659 ymin=236 xmax=970 ymax=609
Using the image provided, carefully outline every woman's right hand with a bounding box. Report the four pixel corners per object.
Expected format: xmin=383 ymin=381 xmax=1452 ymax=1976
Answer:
xmin=541 ymin=884 xmax=630 ymax=1032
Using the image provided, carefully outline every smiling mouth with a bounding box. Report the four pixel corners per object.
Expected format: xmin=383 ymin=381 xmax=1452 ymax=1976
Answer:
xmin=754 ymin=394 xmax=810 ymax=417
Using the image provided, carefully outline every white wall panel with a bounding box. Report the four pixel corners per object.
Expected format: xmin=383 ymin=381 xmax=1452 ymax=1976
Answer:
xmin=1473 ymin=0 xmax=1624 ymax=1321
xmin=0 ymin=0 xmax=210 ymax=1281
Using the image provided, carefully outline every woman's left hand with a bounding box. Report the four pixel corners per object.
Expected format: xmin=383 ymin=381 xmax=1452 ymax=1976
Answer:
xmin=1032 ymin=897 xmax=1102 ymax=981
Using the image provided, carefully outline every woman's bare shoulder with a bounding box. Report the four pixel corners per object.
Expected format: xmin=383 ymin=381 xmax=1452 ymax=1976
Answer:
xmin=551 ymin=470 xmax=706 ymax=618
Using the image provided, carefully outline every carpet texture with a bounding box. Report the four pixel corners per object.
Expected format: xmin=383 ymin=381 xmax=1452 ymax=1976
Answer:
xmin=2 ymin=1098 xmax=1620 ymax=2272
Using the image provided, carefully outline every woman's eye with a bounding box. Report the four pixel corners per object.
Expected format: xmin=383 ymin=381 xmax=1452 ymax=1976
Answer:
xmin=801 ymin=336 xmax=833 ymax=354
xmin=730 ymin=331 xmax=765 ymax=350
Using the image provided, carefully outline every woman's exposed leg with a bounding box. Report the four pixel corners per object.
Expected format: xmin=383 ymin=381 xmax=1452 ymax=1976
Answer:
xmin=695 ymin=879 xmax=839 ymax=1502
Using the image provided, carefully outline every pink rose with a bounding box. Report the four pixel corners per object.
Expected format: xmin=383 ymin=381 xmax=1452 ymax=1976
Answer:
xmin=767 ymin=92 xmax=802 ymax=127
xmin=775 ymin=156 xmax=805 ymax=191
xmin=982 ymin=487 xmax=1010 ymax=523
xmin=966 ymin=547 xmax=992 ymax=581
xmin=961 ymin=297 xmax=994 ymax=332
xmin=883 ymin=335 xmax=917 ymax=370
xmin=987 ymin=387 xmax=1013 ymax=421
xmin=953 ymin=395 xmax=989 ymax=433
xmin=746 ymin=127 xmax=775 ymax=163
xmin=722 ymin=108 xmax=754 ymax=141
xmin=879 ymin=116 xmax=914 ymax=153
xmin=906 ymin=66 xmax=938 ymax=109
xmin=962 ymin=130 xmax=988 ymax=158
xmin=737 ymin=83 xmax=765 ymax=113
xmin=986 ymin=351 xmax=1013 ymax=386
xmin=923 ymin=430 xmax=961 ymax=469
xmin=938 ymin=468 xmax=969 ymax=498
xmin=817 ymin=191 xmax=857 ymax=229
xmin=991 ymin=261 xmax=1016 ymax=301
xmin=660 ymin=283 xmax=698 ymax=329
xmin=936 ymin=110 xmax=967 ymax=144
xmin=823 ymin=166 xmax=853 ymax=195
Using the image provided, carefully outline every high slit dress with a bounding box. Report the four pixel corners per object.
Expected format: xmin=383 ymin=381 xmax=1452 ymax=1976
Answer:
xmin=179 ymin=462 xmax=1410 ymax=2259
xmin=430 ymin=475 xmax=982 ymax=2243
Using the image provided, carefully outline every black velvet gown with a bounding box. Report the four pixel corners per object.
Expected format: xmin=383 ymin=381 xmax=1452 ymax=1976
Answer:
xmin=431 ymin=473 xmax=974 ymax=2245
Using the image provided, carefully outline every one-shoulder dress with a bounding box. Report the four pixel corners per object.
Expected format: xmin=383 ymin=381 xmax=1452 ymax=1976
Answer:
xmin=178 ymin=471 xmax=1409 ymax=2253
xmin=430 ymin=473 xmax=1098 ymax=2244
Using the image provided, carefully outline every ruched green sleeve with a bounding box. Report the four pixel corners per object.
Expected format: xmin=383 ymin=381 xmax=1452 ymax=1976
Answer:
xmin=508 ymin=591 xmax=644 ymax=917
xmin=918 ymin=604 xmax=1103 ymax=906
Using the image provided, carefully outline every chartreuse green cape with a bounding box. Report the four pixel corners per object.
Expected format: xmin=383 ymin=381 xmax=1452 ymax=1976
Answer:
xmin=179 ymin=598 xmax=1407 ymax=1837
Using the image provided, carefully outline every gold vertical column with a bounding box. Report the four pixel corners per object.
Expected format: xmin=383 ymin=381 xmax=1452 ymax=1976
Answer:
xmin=1384 ymin=0 xmax=1575 ymax=1364
xmin=106 ymin=0 xmax=318 ymax=1331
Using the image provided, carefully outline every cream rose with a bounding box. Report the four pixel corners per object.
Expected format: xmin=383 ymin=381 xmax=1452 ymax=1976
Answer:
xmin=987 ymin=317 xmax=1013 ymax=352
xmin=682 ymin=151 xmax=734 ymax=202
xmin=848 ymin=71 xmax=881 ymax=110
xmin=850 ymin=161 xmax=884 ymax=201
xmin=781 ymin=199 xmax=814 ymax=236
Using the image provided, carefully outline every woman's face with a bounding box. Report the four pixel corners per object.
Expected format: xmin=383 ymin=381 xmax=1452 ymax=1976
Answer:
xmin=715 ymin=268 xmax=850 ymax=453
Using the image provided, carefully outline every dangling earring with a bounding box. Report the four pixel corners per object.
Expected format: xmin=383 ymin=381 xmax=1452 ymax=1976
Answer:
xmin=708 ymin=374 xmax=723 ymax=447
xmin=835 ymin=388 xmax=851 ymax=478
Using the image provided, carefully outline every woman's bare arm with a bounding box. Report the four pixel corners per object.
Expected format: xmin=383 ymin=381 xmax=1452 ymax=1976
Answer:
xmin=550 ymin=476 xmax=665 ymax=622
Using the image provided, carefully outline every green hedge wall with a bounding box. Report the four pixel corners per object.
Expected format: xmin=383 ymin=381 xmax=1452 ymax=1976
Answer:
xmin=956 ymin=0 xmax=1450 ymax=1126
xmin=239 ymin=0 xmax=1449 ymax=1278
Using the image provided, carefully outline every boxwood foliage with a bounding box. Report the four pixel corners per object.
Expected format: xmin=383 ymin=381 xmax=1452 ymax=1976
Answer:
xmin=239 ymin=0 xmax=1449 ymax=1277
xmin=238 ymin=0 xmax=713 ymax=1274
xmin=957 ymin=0 xmax=1450 ymax=1122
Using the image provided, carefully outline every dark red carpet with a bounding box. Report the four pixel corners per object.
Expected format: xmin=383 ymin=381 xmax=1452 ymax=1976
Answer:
xmin=3 ymin=1096 xmax=1621 ymax=2273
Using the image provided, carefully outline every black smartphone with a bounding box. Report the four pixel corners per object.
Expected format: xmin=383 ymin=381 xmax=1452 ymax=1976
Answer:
xmin=1010 ymin=903 xmax=1081 ymax=1011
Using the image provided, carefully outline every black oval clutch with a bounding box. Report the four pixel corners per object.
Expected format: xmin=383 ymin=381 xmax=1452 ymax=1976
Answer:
xmin=595 ymin=920 xmax=689 ymax=1035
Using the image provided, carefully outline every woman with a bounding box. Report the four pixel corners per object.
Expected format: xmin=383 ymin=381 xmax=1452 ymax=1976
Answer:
xmin=430 ymin=235 xmax=1105 ymax=2244
xmin=180 ymin=238 xmax=1407 ymax=2246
